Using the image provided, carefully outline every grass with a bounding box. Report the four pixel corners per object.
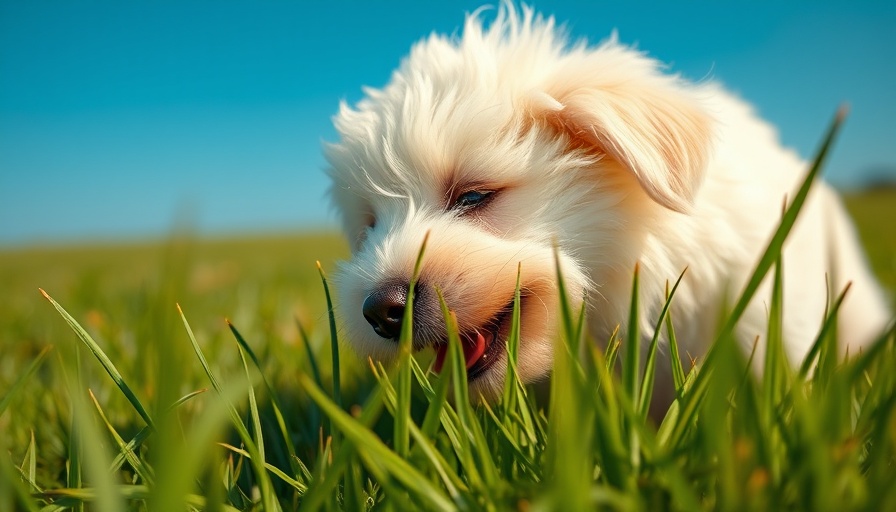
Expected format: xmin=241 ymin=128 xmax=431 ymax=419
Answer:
xmin=1 ymin=114 xmax=895 ymax=511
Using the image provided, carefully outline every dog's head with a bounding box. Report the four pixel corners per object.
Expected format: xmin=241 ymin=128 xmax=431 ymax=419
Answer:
xmin=324 ymin=4 xmax=713 ymax=400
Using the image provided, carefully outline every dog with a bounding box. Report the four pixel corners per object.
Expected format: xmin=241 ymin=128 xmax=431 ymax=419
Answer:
xmin=324 ymin=3 xmax=891 ymax=405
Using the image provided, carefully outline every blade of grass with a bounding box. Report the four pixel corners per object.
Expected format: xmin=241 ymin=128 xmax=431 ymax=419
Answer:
xmin=65 ymin=346 xmax=83 ymax=512
xmin=639 ymin=269 xmax=687 ymax=418
xmin=761 ymin=255 xmax=787 ymax=488
xmin=87 ymin=389 xmax=155 ymax=485
xmin=395 ymin=231 xmax=429 ymax=459
xmin=64 ymin=371 xmax=124 ymax=511
xmin=236 ymin=343 xmax=268 ymax=490
xmin=623 ymin=264 xmax=642 ymax=471
xmin=584 ymin=336 xmax=632 ymax=491
xmin=176 ymin=304 xmax=278 ymax=511
xmin=217 ymin=443 xmax=307 ymax=492
xmin=20 ymin=430 xmax=40 ymax=493
xmin=0 ymin=345 xmax=52 ymax=418
xmin=501 ymin=264 xmax=524 ymax=417
xmin=228 ymin=320 xmax=309 ymax=485
xmin=298 ymin=374 xmax=455 ymax=512
xmin=847 ymin=322 xmax=895 ymax=382
xmin=41 ymin=485 xmax=243 ymax=511
xmin=298 ymin=383 xmax=386 ymax=511
xmin=542 ymin=247 xmax=596 ymax=510
xmin=624 ymin=263 xmax=641 ymax=411
xmin=109 ymin=388 xmax=206 ymax=473
xmin=372 ymin=364 xmax=469 ymax=503
xmin=40 ymin=289 xmax=154 ymax=429
xmin=0 ymin=454 xmax=41 ymax=512
xmin=664 ymin=288 xmax=687 ymax=393
xmin=295 ymin=319 xmax=324 ymax=390
xmin=667 ymin=106 xmax=847 ymax=449
xmin=316 ymin=262 xmax=342 ymax=444
xmin=148 ymin=371 xmax=252 ymax=512
xmin=479 ymin=400 xmax=540 ymax=476
xmin=418 ymin=357 xmax=452 ymax=440
xmin=407 ymin=360 xmax=467 ymax=467
xmin=604 ymin=327 xmax=621 ymax=372
xmin=437 ymin=289 xmax=500 ymax=492
xmin=763 ymin=237 xmax=791 ymax=401
xmin=798 ymin=283 xmax=851 ymax=379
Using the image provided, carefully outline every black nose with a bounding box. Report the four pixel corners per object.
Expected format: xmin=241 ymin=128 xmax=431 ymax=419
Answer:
xmin=362 ymin=283 xmax=408 ymax=340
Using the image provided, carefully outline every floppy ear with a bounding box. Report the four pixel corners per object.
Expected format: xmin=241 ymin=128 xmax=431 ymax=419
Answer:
xmin=533 ymin=78 xmax=714 ymax=213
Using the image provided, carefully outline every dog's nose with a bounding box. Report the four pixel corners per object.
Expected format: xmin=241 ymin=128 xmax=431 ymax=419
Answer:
xmin=362 ymin=284 xmax=408 ymax=340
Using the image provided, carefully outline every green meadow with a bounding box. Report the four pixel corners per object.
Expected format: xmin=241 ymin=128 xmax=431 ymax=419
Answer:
xmin=1 ymin=118 xmax=895 ymax=510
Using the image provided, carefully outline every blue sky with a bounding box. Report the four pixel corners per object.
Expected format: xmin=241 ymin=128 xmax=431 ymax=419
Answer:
xmin=1 ymin=1 xmax=894 ymax=246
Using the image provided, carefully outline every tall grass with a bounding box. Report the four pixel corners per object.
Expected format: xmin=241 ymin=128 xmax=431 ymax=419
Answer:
xmin=2 ymin=111 xmax=895 ymax=510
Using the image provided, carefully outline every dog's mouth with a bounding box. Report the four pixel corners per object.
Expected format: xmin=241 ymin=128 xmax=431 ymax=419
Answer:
xmin=431 ymin=298 xmax=516 ymax=380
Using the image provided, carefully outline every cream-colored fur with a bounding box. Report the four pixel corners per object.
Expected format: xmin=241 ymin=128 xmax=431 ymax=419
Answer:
xmin=325 ymin=4 xmax=891 ymax=403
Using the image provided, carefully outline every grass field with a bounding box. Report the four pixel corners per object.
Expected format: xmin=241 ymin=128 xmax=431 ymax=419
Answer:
xmin=2 ymin=159 xmax=895 ymax=507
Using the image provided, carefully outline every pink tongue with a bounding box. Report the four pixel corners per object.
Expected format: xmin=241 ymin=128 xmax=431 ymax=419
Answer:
xmin=432 ymin=331 xmax=488 ymax=373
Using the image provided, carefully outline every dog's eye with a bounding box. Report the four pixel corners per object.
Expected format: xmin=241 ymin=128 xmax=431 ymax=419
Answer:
xmin=451 ymin=190 xmax=494 ymax=211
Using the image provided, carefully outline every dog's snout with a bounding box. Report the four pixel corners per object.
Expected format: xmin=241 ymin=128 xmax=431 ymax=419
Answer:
xmin=362 ymin=284 xmax=408 ymax=340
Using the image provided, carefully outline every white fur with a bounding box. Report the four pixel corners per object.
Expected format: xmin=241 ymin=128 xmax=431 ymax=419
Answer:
xmin=325 ymin=4 xmax=891 ymax=403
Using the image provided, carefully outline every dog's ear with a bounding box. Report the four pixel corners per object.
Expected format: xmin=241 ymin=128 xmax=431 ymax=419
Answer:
xmin=533 ymin=79 xmax=713 ymax=213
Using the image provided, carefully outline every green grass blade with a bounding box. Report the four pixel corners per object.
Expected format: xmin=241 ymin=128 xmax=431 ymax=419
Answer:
xmin=0 ymin=345 xmax=52 ymax=419
xmin=622 ymin=264 xmax=642 ymax=472
xmin=639 ymin=269 xmax=686 ymax=418
xmin=479 ymin=400 xmax=540 ymax=476
xmin=316 ymin=262 xmax=342 ymax=439
xmin=109 ymin=388 xmax=206 ymax=473
xmin=87 ymin=389 xmax=155 ymax=485
xmin=217 ymin=443 xmax=307 ymax=492
xmin=798 ymin=283 xmax=851 ymax=379
xmin=848 ymin=322 xmax=895 ymax=382
xmin=296 ymin=319 xmax=324 ymax=392
xmin=437 ymin=289 xmax=500 ymax=491
xmin=666 ymin=107 xmax=847 ymax=449
xmin=664 ymin=288 xmax=687 ymax=393
xmin=40 ymin=289 xmax=154 ymax=429
xmin=541 ymin=247 xmax=596 ymax=510
xmin=65 ymin=374 xmax=124 ymax=511
xmin=501 ymin=264 xmax=524 ymax=416
xmin=585 ymin=338 xmax=632 ymax=490
xmin=552 ymin=245 xmax=581 ymax=355
xmin=228 ymin=320 xmax=306 ymax=486
xmin=298 ymin=374 xmax=455 ymax=511
xmin=395 ymin=231 xmax=429 ymax=459
xmin=435 ymin=296 xmax=480 ymax=481
xmin=178 ymin=304 xmax=239 ymax=419
xmin=298 ymin=384 xmax=385 ymax=511
xmin=237 ymin=344 xmax=268 ymax=488
xmin=176 ymin=304 xmax=278 ymax=511
xmin=147 ymin=376 xmax=250 ymax=511
xmin=64 ymin=346 xmax=83 ymax=512
xmin=604 ymin=327 xmax=621 ymax=371
xmin=0 ymin=453 xmax=41 ymax=512
xmin=373 ymin=366 xmax=468 ymax=502
xmin=763 ymin=254 xmax=790 ymax=413
xmin=717 ymin=107 xmax=846 ymax=344
xmin=38 ymin=485 xmax=243 ymax=511
xmin=623 ymin=264 xmax=641 ymax=410
xmin=20 ymin=430 xmax=41 ymax=493
xmin=419 ymin=358 xmax=452 ymax=440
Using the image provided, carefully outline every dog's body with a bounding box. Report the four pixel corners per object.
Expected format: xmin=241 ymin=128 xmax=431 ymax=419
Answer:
xmin=325 ymin=5 xmax=891 ymax=403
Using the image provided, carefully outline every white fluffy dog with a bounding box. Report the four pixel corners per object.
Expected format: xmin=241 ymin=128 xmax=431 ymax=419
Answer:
xmin=325 ymin=4 xmax=891 ymax=403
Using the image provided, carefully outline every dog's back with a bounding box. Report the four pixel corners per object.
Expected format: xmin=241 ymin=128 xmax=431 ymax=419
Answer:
xmin=663 ymin=88 xmax=891 ymax=365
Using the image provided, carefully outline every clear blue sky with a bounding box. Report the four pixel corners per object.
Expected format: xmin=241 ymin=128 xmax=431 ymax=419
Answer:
xmin=1 ymin=1 xmax=894 ymax=246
